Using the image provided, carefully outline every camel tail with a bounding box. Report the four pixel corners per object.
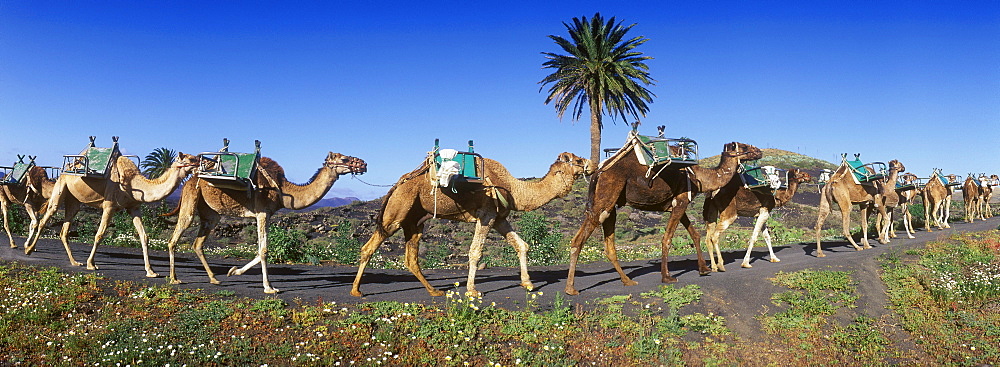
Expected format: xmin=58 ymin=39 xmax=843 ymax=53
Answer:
xmin=160 ymin=203 xmax=181 ymax=217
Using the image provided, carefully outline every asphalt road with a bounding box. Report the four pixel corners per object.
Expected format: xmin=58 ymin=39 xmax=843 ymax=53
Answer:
xmin=2 ymin=218 xmax=996 ymax=316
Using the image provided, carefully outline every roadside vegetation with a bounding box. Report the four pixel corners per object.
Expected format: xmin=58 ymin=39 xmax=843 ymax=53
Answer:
xmin=3 ymin=229 xmax=998 ymax=365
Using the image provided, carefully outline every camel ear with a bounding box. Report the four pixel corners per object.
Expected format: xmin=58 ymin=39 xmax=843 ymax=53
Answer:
xmin=558 ymin=153 xmax=570 ymax=163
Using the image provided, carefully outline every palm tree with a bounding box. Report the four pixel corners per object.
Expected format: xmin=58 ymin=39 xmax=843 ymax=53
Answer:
xmin=140 ymin=147 xmax=177 ymax=178
xmin=540 ymin=13 xmax=655 ymax=165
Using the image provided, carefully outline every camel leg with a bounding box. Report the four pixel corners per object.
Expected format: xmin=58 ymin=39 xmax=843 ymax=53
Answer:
xmin=25 ymin=179 xmax=67 ymax=254
xmin=1 ymin=199 xmax=15 ymax=248
xmin=85 ymin=204 xmax=118 ymax=271
xmin=902 ymin=204 xmax=916 ymax=238
xmin=858 ymin=204 xmax=872 ymax=249
xmin=703 ymin=221 xmax=721 ymax=272
xmin=129 ymin=208 xmax=157 ymax=278
xmin=659 ymin=205 xmax=691 ymax=283
xmin=597 ymin=206 xmax=639 ymax=287
xmin=399 ymin=220 xmax=444 ymax=297
xmin=762 ymin=225 xmax=779 ymax=263
xmin=494 ymin=219 xmax=533 ymax=291
xmin=943 ymin=196 xmax=952 ymax=228
xmin=565 ymin=209 xmax=604 ymax=296
xmin=835 ymin=195 xmax=864 ymax=251
xmin=350 ymin=220 xmax=401 ymax=297
xmin=814 ymin=186 xmax=833 ymax=257
xmin=924 ymin=196 xmax=934 ymax=232
xmin=465 ymin=211 xmax=496 ymax=298
xmin=166 ymin=207 xmax=195 ymax=284
xmin=229 ymin=213 xmax=278 ymax=294
xmin=742 ymin=209 xmax=770 ymax=268
xmin=191 ymin=210 xmax=222 ymax=284
xmin=678 ymin=214 xmax=709 ymax=276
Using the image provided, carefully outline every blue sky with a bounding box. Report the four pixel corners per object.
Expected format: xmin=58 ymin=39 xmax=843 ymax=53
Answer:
xmin=2 ymin=1 xmax=998 ymax=200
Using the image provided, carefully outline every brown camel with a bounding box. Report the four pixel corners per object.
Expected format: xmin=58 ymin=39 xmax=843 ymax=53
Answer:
xmin=563 ymin=141 xmax=763 ymax=295
xmin=703 ymin=168 xmax=812 ymax=271
xmin=813 ymin=158 xmax=904 ymax=257
xmin=165 ymin=151 xmax=367 ymax=294
xmin=1 ymin=160 xmax=56 ymax=249
xmin=886 ymin=173 xmax=922 ymax=239
xmin=962 ymin=174 xmax=983 ymax=222
xmin=24 ymin=152 xmax=200 ymax=277
xmin=351 ymin=152 xmax=592 ymax=298
xmin=922 ymin=171 xmax=958 ymax=231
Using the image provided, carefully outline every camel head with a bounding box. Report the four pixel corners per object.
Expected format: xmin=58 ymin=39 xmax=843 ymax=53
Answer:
xmin=557 ymin=152 xmax=593 ymax=177
xmin=324 ymin=152 xmax=368 ymax=175
xmin=171 ymin=152 xmax=201 ymax=175
xmin=790 ymin=169 xmax=812 ymax=183
xmin=888 ymin=160 xmax=905 ymax=174
xmin=721 ymin=142 xmax=763 ymax=162
xmin=900 ymin=172 xmax=918 ymax=184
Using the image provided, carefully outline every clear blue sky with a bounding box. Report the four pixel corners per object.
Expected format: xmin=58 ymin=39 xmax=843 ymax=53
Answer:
xmin=2 ymin=1 xmax=998 ymax=200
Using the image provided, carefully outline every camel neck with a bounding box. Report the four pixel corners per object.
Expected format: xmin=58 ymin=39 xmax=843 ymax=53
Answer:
xmin=490 ymin=160 xmax=577 ymax=212
xmin=278 ymin=167 xmax=340 ymax=210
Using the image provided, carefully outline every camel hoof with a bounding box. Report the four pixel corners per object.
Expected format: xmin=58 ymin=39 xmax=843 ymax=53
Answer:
xmin=87 ymin=265 xmax=99 ymax=271
xmin=520 ymin=282 xmax=535 ymax=291
xmin=209 ymin=278 xmax=221 ymax=285
xmin=169 ymin=278 xmax=182 ymax=285
xmin=264 ymin=288 xmax=280 ymax=294
xmin=907 ymin=235 xmax=915 ymax=239
xmin=623 ymin=279 xmax=639 ymax=286
xmin=146 ymin=272 xmax=159 ymax=278
xmin=770 ymin=258 xmax=780 ymax=263
xmin=227 ymin=266 xmax=239 ymax=276
xmin=564 ymin=287 xmax=580 ymax=296
xmin=817 ymin=253 xmax=826 ymax=258
xmin=661 ymin=276 xmax=678 ymax=284
xmin=741 ymin=263 xmax=752 ymax=268
xmin=70 ymin=261 xmax=83 ymax=267
xmin=464 ymin=290 xmax=482 ymax=298
xmin=428 ymin=289 xmax=445 ymax=297
xmin=9 ymin=245 xmax=16 ymax=249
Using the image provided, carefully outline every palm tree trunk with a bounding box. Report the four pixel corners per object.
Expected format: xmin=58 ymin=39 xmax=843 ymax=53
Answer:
xmin=588 ymin=98 xmax=603 ymax=166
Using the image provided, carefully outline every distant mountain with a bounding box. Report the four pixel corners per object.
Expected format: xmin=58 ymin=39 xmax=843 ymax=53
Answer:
xmin=699 ymin=148 xmax=839 ymax=172
xmin=304 ymin=197 xmax=362 ymax=209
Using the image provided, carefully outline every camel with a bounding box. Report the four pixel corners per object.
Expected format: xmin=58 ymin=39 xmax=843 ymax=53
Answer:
xmin=703 ymin=168 xmax=812 ymax=271
xmin=813 ymin=158 xmax=904 ymax=257
xmin=922 ymin=171 xmax=958 ymax=231
xmin=979 ymin=174 xmax=997 ymax=218
xmin=165 ymin=151 xmax=367 ymax=294
xmin=1 ymin=160 xmax=56 ymax=249
xmin=871 ymin=161 xmax=910 ymax=244
xmin=351 ymin=152 xmax=592 ymax=298
xmin=886 ymin=173 xmax=922 ymax=239
xmin=962 ymin=174 xmax=983 ymax=222
xmin=563 ymin=141 xmax=763 ymax=295
xmin=24 ymin=151 xmax=200 ymax=277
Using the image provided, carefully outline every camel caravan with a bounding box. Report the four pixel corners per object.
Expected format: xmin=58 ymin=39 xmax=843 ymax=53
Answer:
xmin=1 ymin=130 xmax=996 ymax=296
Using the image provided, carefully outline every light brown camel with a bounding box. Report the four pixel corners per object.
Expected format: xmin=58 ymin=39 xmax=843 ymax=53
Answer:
xmin=962 ymin=174 xmax=983 ymax=222
xmin=979 ymin=174 xmax=997 ymax=218
xmin=24 ymin=153 xmax=200 ymax=277
xmin=922 ymin=171 xmax=958 ymax=231
xmin=563 ymin=142 xmax=763 ymax=295
xmin=886 ymin=173 xmax=922 ymax=239
xmin=703 ymin=168 xmax=812 ymax=271
xmin=165 ymin=152 xmax=367 ymax=294
xmin=351 ymin=152 xmax=592 ymax=298
xmin=872 ymin=161 xmax=907 ymax=243
xmin=1 ymin=164 xmax=55 ymax=249
xmin=813 ymin=159 xmax=904 ymax=257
